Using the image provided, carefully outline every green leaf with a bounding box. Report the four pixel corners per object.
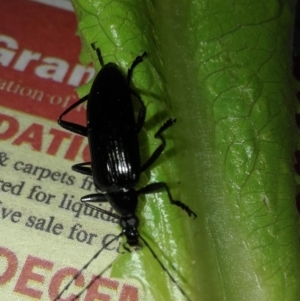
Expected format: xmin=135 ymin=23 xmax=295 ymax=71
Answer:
xmin=71 ymin=0 xmax=300 ymax=300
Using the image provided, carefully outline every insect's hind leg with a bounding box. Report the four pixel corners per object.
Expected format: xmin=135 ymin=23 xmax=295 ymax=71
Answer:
xmin=130 ymin=89 xmax=146 ymax=133
xmin=127 ymin=52 xmax=147 ymax=132
xmin=140 ymin=118 xmax=176 ymax=172
xmin=138 ymin=182 xmax=197 ymax=218
xmin=58 ymin=95 xmax=88 ymax=136
xmin=127 ymin=52 xmax=147 ymax=85
xmin=91 ymin=43 xmax=104 ymax=67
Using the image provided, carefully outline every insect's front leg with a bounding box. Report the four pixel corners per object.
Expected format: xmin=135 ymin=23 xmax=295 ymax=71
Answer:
xmin=81 ymin=193 xmax=120 ymax=219
xmin=138 ymin=182 xmax=197 ymax=218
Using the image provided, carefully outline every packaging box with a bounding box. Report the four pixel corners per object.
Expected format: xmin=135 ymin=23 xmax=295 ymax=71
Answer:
xmin=0 ymin=1 xmax=140 ymax=300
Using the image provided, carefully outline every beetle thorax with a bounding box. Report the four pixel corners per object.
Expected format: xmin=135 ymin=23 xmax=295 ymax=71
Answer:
xmin=119 ymin=214 xmax=140 ymax=248
xmin=107 ymin=189 xmax=138 ymax=216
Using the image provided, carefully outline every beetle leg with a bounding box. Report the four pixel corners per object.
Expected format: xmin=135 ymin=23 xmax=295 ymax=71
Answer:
xmin=91 ymin=43 xmax=104 ymax=67
xmin=81 ymin=194 xmax=120 ymax=219
xmin=130 ymin=89 xmax=146 ymax=133
xmin=138 ymin=182 xmax=197 ymax=218
xmin=57 ymin=94 xmax=89 ymax=136
xmin=72 ymin=162 xmax=92 ymax=176
xmin=82 ymin=202 xmax=119 ymax=219
xmin=81 ymin=193 xmax=108 ymax=203
xmin=136 ymin=104 xmax=146 ymax=133
xmin=127 ymin=52 xmax=147 ymax=132
xmin=140 ymin=118 xmax=176 ymax=172
xmin=127 ymin=52 xmax=147 ymax=85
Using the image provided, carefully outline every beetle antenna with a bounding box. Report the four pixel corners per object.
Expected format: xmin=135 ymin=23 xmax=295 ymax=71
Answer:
xmin=54 ymin=233 xmax=123 ymax=300
xmin=139 ymin=235 xmax=192 ymax=301
xmin=68 ymin=260 xmax=115 ymax=301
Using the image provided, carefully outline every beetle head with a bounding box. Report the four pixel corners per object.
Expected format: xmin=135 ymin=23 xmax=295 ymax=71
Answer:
xmin=119 ymin=214 xmax=141 ymax=250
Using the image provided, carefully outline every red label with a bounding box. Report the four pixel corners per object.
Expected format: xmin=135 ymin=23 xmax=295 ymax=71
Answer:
xmin=0 ymin=0 xmax=92 ymax=123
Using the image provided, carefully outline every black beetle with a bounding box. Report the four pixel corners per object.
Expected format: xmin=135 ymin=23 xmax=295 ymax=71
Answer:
xmin=56 ymin=44 xmax=196 ymax=300
xmin=58 ymin=44 xmax=196 ymax=247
